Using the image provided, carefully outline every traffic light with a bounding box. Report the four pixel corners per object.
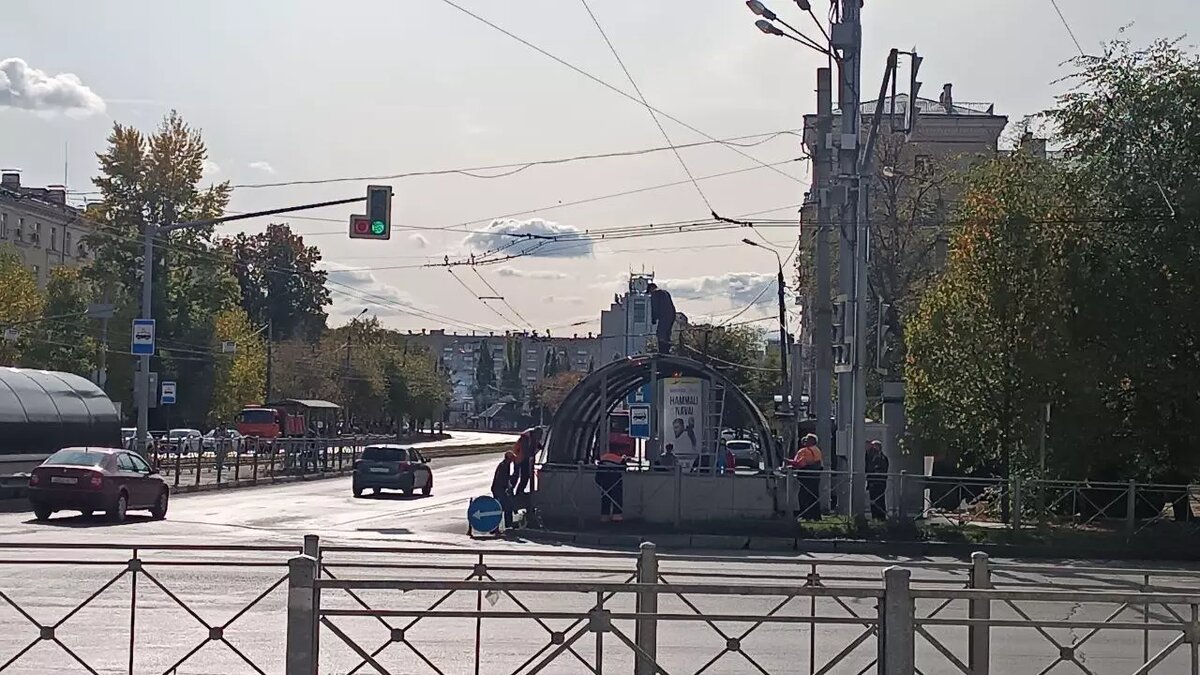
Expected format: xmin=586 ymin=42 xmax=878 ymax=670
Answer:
xmin=907 ymin=52 xmax=923 ymax=137
xmin=832 ymin=295 xmax=852 ymax=373
xmin=350 ymin=185 xmax=393 ymax=240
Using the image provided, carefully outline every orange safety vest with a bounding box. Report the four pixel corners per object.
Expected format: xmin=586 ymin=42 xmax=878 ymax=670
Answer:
xmin=787 ymin=445 xmax=823 ymax=469
xmin=513 ymin=431 xmax=537 ymax=463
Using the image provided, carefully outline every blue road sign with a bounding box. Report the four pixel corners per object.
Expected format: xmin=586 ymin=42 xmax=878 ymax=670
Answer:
xmin=160 ymin=381 xmax=177 ymax=405
xmin=467 ymin=495 xmax=504 ymax=533
xmin=626 ymin=383 xmax=652 ymax=406
xmin=629 ymin=405 xmax=650 ymax=438
xmin=131 ymin=319 xmax=156 ymax=356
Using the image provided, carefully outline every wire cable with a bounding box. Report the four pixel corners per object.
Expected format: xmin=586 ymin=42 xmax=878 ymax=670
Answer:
xmin=578 ymin=0 xmax=715 ymax=216
xmin=1048 ymin=0 xmax=1085 ymax=56
xmin=472 ymin=267 xmax=535 ymax=331
xmin=446 ymin=268 xmax=519 ymax=328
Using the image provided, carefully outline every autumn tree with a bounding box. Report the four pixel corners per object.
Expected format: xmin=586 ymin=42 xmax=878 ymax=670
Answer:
xmin=222 ymin=223 xmax=331 ymax=342
xmin=0 ymin=246 xmax=44 ymax=366
xmin=209 ymin=307 xmax=266 ymax=425
xmin=535 ymin=371 xmax=585 ymax=416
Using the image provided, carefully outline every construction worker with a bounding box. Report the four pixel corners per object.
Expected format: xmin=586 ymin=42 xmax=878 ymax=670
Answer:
xmin=595 ymin=448 xmax=628 ymax=522
xmin=511 ymin=426 xmax=543 ymax=496
xmin=784 ymin=434 xmax=824 ymax=521
xmin=489 ymin=452 xmax=516 ymax=533
xmin=647 ymin=282 xmax=676 ymax=354
xmin=866 ymin=440 xmax=889 ymax=521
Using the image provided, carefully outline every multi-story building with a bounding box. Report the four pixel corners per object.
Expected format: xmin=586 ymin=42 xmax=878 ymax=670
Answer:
xmin=0 ymin=171 xmax=93 ymax=287
xmin=404 ymin=329 xmax=601 ymax=426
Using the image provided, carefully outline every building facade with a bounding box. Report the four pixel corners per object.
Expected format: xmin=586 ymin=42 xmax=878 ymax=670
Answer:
xmin=0 ymin=171 xmax=93 ymax=287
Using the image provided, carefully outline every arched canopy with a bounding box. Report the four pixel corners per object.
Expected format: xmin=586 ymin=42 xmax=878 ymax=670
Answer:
xmin=545 ymin=354 xmax=779 ymax=465
xmin=0 ymin=367 xmax=121 ymax=455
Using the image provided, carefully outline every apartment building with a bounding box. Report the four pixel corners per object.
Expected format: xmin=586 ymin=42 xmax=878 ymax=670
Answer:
xmin=0 ymin=171 xmax=93 ymax=287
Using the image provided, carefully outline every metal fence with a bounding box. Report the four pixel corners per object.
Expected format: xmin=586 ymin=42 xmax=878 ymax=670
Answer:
xmin=0 ymin=537 xmax=1198 ymax=673
xmin=539 ymin=463 xmax=1199 ymax=536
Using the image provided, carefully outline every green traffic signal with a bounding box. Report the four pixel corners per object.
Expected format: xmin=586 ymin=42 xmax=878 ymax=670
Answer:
xmin=371 ymin=220 xmax=386 ymax=235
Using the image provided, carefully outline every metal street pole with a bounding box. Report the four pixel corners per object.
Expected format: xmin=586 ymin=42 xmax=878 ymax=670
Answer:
xmin=813 ymin=66 xmax=835 ymax=510
xmin=834 ymin=0 xmax=865 ymax=518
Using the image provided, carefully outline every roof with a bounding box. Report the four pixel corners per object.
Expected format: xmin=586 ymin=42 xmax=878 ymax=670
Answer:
xmin=0 ymin=368 xmax=119 ymax=425
xmin=269 ymin=399 xmax=341 ymax=410
xmin=860 ymin=94 xmax=1000 ymax=117
xmin=479 ymin=402 xmax=506 ymax=418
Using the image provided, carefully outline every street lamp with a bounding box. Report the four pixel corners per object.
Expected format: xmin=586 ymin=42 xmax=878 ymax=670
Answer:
xmin=742 ymin=238 xmax=790 ymax=417
xmin=746 ymin=1 xmax=832 ymax=56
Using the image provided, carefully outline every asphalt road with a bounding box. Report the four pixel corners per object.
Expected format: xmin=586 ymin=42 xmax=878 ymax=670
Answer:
xmin=0 ymin=429 xmax=1194 ymax=674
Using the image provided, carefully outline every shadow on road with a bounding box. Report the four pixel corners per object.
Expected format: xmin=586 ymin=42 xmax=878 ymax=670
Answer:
xmin=27 ymin=514 xmax=154 ymax=528
xmin=355 ymin=527 xmax=414 ymax=536
xmin=356 ymin=492 xmax=429 ymax=502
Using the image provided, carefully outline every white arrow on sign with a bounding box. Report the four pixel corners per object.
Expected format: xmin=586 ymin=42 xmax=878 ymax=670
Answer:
xmin=471 ymin=509 xmax=503 ymax=519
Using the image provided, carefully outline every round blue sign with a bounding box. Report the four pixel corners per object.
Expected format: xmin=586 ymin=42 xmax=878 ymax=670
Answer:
xmin=467 ymin=495 xmax=504 ymax=533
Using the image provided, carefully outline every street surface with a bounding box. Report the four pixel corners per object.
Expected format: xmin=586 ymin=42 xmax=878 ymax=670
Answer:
xmin=0 ymin=429 xmax=1192 ymax=674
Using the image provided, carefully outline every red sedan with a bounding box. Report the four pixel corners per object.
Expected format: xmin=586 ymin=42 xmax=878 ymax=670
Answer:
xmin=28 ymin=447 xmax=170 ymax=523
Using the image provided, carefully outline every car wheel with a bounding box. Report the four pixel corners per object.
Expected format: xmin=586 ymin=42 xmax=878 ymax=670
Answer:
xmin=420 ymin=484 xmax=431 ymax=496
xmin=150 ymin=490 xmax=169 ymax=520
xmin=108 ymin=492 xmax=128 ymax=523
xmin=32 ymin=505 xmax=52 ymax=522
xmin=353 ymin=484 xmax=363 ymax=497
xmin=372 ymin=487 xmax=381 ymax=496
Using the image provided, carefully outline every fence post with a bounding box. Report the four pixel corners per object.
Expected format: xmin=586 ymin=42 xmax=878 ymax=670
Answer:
xmin=634 ymin=542 xmax=659 ymax=675
xmin=896 ymin=471 xmax=908 ymax=520
xmin=1126 ymin=479 xmax=1137 ymax=536
xmin=194 ymin=448 xmax=202 ymax=486
xmin=673 ymin=464 xmax=682 ymax=529
xmin=303 ymin=535 xmax=321 ymax=668
xmin=968 ymin=552 xmax=991 ymax=675
xmin=285 ymin=554 xmax=319 ymax=675
xmin=1011 ymin=477 xmax=1022 ymax=531
xmin=879 ymin=567 xmax=914 ymax=675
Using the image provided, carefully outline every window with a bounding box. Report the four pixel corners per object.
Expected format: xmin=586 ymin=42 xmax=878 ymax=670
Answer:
xmin=64 ymin=232 xmax=71 ymax=255
xmin=15 ymin=217 xmax=23 ymax=241
xmin=31 ymin=222 xmax=40 ymax=245
xmin=0 ymin=212 xmax=6 ymax=238
xmin=50 ymin=227 xmax=57 ymax=251
xmin=128 ymin=454 xmax=153 ymax=473
xmin=117 ymin=454 xmax=137 ymax=472
xmin=361 ymin=446 xmax=409 ymax=462
xmin=30 ymin=265 xmax=38 ymax=279
xmin=914 ymin=155 xmax=932 ymax=176
xmin=45 ymin=449 xmax=106 ymax=466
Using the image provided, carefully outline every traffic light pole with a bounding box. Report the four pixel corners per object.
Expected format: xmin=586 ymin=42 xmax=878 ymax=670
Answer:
xmin=134 ymin=194 xmax=371 ymax=455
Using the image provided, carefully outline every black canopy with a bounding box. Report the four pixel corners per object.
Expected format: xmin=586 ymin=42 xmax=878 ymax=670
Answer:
xmin=0 ymin=368 xmax=120 ymax=456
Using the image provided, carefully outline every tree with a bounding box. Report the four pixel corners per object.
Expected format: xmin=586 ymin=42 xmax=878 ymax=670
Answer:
xmin=679 ymin=323 xmax=773 ymax=429
xmin=22 ymin=267 xmax=98 ymax=377
xmin=474 ymin=340 xmax=496 ymax=407
xmin=222 ymin=223 xmax=331 ymax=342
xmin=535 ymin=371 xmax=585 ymax=417
xmin=0 ymin=246 xmax=44 ymax=366
xmin=209 ymin=307 xmax=266 ymax=425
xmin=500 ymin=337 xmax=523 ymax=402
xmin=905 ymin=155 xmax=1077 ymax=479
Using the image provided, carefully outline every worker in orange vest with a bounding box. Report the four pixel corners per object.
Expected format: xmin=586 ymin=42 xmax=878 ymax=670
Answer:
xmin=784 ymin=434 xmax=824 ymax=521
xmin=511 ymin=427 xmax=543 ymax=496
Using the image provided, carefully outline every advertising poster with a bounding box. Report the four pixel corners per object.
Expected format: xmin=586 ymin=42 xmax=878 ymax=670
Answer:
xmin=662 ymin=377 xmax=702 ymax=460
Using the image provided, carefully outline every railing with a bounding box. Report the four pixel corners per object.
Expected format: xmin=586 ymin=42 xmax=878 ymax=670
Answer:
xmin=538 ymin=463 xmax=1199 ymax=537
xmin=1 ymin=538 xmax=1199 ymax=673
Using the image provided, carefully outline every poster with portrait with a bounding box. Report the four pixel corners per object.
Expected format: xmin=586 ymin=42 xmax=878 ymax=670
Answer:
xmin=662 ymin=377 xmax=702 ymax=462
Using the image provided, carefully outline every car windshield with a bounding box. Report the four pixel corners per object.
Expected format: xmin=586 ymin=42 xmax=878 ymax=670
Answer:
xmin=169 ymin=430 xmax=196 ymax=438
xmin=45 ymin=449 xmax=107 ymax=466
xmin=237 ymin=409 xmax=275 ymax=424
xmin=362 ymin=446 xmax=408 ymax=462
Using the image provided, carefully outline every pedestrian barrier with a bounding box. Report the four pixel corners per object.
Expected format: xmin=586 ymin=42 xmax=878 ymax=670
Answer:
xmin=1 ymin=538 xmax=1199 ymax=673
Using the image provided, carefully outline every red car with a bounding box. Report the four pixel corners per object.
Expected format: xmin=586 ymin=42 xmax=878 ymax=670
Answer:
xmin=28 ymin=447 xmax=170 ymax=523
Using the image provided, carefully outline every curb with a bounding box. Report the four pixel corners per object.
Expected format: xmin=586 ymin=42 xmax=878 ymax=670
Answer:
xmin=0 ymin=442 xmax=508 ymax=513
xmin=518 ymin=529 xmax=1200 ymax=561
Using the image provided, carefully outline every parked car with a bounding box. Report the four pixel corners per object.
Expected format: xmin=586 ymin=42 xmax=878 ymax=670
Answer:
xmin=121 ymin=427 xmax=158 ymax=453
xmin=27 ymin=447 xmax=169 ymax=522
xmin=163 ymin=428 xmax=203 ymax=454
xmin=352 ymin=445 xmax=432 ymax=497
xmin=726 ymin=439 xmax=762 ymax=469
xmin=203 ymin=429 xmax=243 ymax=453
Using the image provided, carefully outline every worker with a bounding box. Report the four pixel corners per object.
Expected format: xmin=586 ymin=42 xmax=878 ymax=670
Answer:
xmin=647 ymin=282 xmax=676 ymax=354
xmin=489 ymin=452 xmax=516 ymax=533
xmin=655 ymin=443 xmax=678 ymax=471
xmin=595 ymin=448 xmax=628 ymax=522
xmin=866 ymin=440 xmax=889 ymax=521
xmin=784 ymin=434 xmax=824 ymax=521
xmin=511 ymin=426 xmax=543 ymax=496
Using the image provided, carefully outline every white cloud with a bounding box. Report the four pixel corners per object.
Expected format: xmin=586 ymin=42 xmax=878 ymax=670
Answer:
xmin=409 ymin=233 xmax=428 ymax=249
xmin=462 ymin=218 xmax=593 ymax=259
xmin=202 ymin=159 xmax=221 ymax=176
xmin=320 ymin=261 xmax=421 ymax=324
xmin=248 ymin=161 xmax=276 ymax=175
xmin=0 ymin=58 xmax=105 ymax=116
xmin=660 ymin=272 xmax=775 ymax=306
xmin=497 ymin=267 xmax=568 ymax=280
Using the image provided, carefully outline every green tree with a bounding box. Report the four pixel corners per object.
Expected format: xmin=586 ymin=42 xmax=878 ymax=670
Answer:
xmin=22 ymin=267 xmax=98 ymax=376
xmin=679 ymin=323 xmax=773 ymax=429
xmin=905 ymin=155 xmax=1077 ymax=478
xmin=500 ymin=337 xmax=523 ymax=402
xmin=222 ymin=223 xmax=331 ymax=342
xmin=0 ymin=246 xmax=44 ymax=366
xmin=473 ymin=340 xmax=496 ymax=406
xmin=209 ymin=307 xmax=267 ymax=425
xmin=535 ymin=371 xmax=585 ymax=417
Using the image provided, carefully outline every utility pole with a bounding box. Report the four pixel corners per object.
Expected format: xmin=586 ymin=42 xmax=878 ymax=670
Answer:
xmin=813 ymin=66 xmax=835 ymax=510
xmin=833 ymin=0 xmax=866 ymax=518
xmin=265 ymin=318 xmax=274 ymax=402
xmin=775 ymin=261 xmax=790 ymax=414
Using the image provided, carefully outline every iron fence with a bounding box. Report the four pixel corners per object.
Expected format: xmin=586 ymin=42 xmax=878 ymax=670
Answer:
xmin=1 ymin=538 xmax=1199 ymax=673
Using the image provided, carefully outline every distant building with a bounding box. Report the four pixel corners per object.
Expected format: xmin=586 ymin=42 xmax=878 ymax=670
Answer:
xmin=0 ymin=171 xmax=94 ymax=287
xmin=404 ymin=329 xmax=600 ymax=426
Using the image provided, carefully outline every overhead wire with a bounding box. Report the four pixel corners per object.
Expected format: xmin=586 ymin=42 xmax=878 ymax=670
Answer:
xmin=446 ymin=268 xmax=519 ymax=328
xmin=578 ymin=0 xmax=715 ymax=216
xmin=1047 ymin=0 xmax=1086 ymax=56
xmin=472 ymin=267 xmax=535 ymax=330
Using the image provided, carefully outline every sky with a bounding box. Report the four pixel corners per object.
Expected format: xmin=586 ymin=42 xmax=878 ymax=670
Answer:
xmin=1 ymin=0 xmax=1195 ymax=335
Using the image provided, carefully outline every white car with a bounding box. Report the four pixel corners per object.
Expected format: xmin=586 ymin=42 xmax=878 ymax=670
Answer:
xmin=203 ymin=429 xmax=242 ymax=453
xmin=165 ymin=428 xmax=203 ymax=454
